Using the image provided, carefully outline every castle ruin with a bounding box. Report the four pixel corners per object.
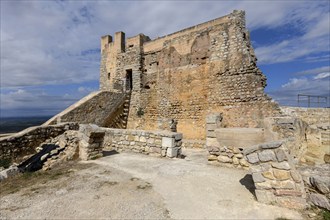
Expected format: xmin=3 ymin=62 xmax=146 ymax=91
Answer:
xmin=1 ymin=10 xmax=329 ymax=211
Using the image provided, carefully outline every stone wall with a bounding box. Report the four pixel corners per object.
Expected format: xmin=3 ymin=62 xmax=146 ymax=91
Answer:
xmin=100 ymin=10 xmax=280 ymax=140
xmin=181 ymin=139 xmax=205 ymax=149
xmin=206 ymin=114 xmax=250 ymax=168
xmin=244 ymin=141 xmax=306 ymax=209
xmin=78 ymin=124 xmax=105 ymax=160
xmin=44 ymin=91 xmax=126 ymax=127
xmin=0 ymin=123 xmax=78 ymax=163
xmin=281 ymin=106 xmax=330 ymax=125
xmin=101 ymin=127 xmax=182 ymax=158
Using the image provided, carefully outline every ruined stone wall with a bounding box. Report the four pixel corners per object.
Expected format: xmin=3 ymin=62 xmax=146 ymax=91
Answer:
xmin=0 ymin=123 xmax=78 ymax=163
xmin=101 ymin=127 xmax=182 ymax=158
xmin=45 ymin=91 xmax=126 ymax=127
xmin=281 ymin=106 xmax=330 ymax=125
xmin=100 ymin=10 xmax=280 ymax=140
xmin=244 ymin=141 xmax=306 ymax=210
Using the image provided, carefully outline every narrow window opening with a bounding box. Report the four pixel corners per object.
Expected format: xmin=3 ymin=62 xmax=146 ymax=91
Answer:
xmin=125 ymin=69 xmax=133 ymax=91
xmin=108 ymin=72 xmax=111 ymax=80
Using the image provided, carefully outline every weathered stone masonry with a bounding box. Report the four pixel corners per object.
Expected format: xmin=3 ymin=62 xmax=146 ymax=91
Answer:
xmin=100 ymin=10 xmax=280 ymax=140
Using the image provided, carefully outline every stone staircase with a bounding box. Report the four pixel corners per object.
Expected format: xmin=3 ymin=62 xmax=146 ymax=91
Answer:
xmin=107 ymin=93 xmax=131 ymax=129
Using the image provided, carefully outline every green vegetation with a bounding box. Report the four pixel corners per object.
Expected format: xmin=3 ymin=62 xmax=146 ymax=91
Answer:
xmin=136 ymin=108 xmax=144 ymax=117
xmin=322 ymin=209 xmax=330 ymax=220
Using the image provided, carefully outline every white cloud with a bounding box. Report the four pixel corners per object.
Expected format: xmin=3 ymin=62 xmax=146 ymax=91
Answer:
xmin=269 ymin=75 xmax=329 ymax=106
xmin=314 ymin=72 xmax=330 ymax=79
xmin=295 ymin=66 xmax=330 ymax=75
xmin=1 ymin=1 xmax=329 ymax=114
xmin=255 ymin=2 xmax=329 ymax=64
xmin=1 ymin=1 xmax=329 ymax=88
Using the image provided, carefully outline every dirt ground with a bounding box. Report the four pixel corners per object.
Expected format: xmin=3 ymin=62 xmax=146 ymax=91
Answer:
xmin=0 ymin=149 xmax=304 ymax=219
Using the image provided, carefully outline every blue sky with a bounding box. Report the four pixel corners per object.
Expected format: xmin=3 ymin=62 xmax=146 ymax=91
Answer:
xmin=1 ymin=0 xmax=329 ymax=117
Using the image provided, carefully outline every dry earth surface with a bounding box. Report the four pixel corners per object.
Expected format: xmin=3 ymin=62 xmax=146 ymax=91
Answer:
xmin=0 ymin=149 xmax=304 ymax=219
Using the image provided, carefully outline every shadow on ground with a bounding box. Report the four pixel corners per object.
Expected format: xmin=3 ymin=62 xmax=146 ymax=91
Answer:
xmin=239 ymin=174 xmax=256 ymax=199
xmin=102 ymin=150 xmax=119 ymax=157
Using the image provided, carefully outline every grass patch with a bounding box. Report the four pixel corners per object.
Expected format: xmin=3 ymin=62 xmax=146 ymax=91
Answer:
xmin=322 ymin=209 xmax=330 ymax=220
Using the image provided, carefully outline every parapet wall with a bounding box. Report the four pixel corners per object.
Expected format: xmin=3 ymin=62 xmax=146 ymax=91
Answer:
xmin=45 ymin=91 xmax=126 ymax=127
xmin=101 ymin=127 xmax=182 ymax=158
xmin=0 ymin=123 xmax=79 ymax=163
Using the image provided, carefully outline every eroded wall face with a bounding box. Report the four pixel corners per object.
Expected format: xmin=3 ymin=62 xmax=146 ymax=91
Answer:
xmin=101 ymin=11 xmax=280 ymax=139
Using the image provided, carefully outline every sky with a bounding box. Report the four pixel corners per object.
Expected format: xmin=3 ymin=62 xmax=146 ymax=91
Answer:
xmin=0 ymin=0 xmax=329 ymax=117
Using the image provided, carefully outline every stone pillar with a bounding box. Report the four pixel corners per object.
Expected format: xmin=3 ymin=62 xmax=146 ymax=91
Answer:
xmin=114 ymin=31 xmax=125 ymax=53
xmin=162 ymin=133 xmax=182 ymax=158
xmin=243 ymin=141 xmax=306 ymax=209
xmin=79 ymin=124 xmax=105 ymax=160
xmin=205 ymin=113 xmax=222 ymax=150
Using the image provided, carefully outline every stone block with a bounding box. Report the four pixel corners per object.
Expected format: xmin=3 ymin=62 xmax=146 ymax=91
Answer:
xmin=217 ymin=155 xmax=232 ymax=163
xmin=273 ymin=169 xmax=290 ymax=180
xmin=252 ymin=172 xmax=266 ymax=183
xmin=239 ymin=158 xmax=249 ymax=167
xmin=255 ymin=181 xmax=272 ymax=189
xmin=271 ymin=161 xmax=291 ymax=170
xmin=206 ymin=138 xmax=219 ymax=147
xmin=258 ymin=150 xmax=276 ymax=162
xmin=308 ymin=193 xmax=330 ymax=210
xmin=259 ymin=141 xmax=282 ymax=149
xmin=206 ymin=124 xmax=217 ymax=131
xmin=139 ymin=136 xmax=147 ymax=143
xmin=277 ymin=117 xmax=295 ymax=125
xmin=243 ymin=145 xmax=259 ymax=155
xmin=262 ymin=171 xmax=275 ymax=180
xmin=310 ymin=176 xmax=330 ymax=194
xmin=246 ymin=152 xmax=259 ymax=164
xmin=290 ymin=170 xmax=302 ymax=183
xmin=255 ymin=189 xmax=275 ymax=204
xmin=272 ymin=180 xmax=295 ymax=189
xmin=235 ymin=153 xmax=243 ymax=159
xmin=208 ymin=155 xmax=218 ymax=161
xmin=166 ymin=147 xmax=178 ymax=158
xmin=276 ymin=197 xmax=306 ymax=210
xmin=207 ymin=131 xmax=216 ymax=138
xmin=162 ymin=137 xmax=175 ymax=148
xmin=275 ymin=189 xmax=303 ymax=197
xmin=275 ymin=148 xmax=287 ymax=162
xmin=232 ymin=157 xmax=239 ymax=165
xmin=174 ymin=133 xmax=183 ymax=141
xmin=206 ymin=114 xmax=220 ymax=124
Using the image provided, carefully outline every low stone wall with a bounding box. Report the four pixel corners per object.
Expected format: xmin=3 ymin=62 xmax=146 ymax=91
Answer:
xmin=44 ymin=91 xmax=126 ymax=127
xmin=281 ymin=106 xmax=330 ymax=126
xmin=79 ymin=124 xmax=105 ymax=160
xmin=205 ymin=114 xmax=250 ymax=168
xmin=0 ymin=123 xmax=79 ymax=164
xmin=243 ymin=141 xmax=306 ymax=209
xmin=181 ymin=139 xmax=205 ymax=149
xmin=101 ymin=127 xmax=182 ymax=158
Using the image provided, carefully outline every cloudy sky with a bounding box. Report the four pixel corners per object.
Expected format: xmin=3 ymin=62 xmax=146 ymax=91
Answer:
xmin=1 ymin=0 xmax=329 ymax=117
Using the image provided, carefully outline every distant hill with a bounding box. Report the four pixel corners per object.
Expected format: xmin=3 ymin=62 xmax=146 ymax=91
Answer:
xmin=0 ymin=116 xmax=51 ymax=134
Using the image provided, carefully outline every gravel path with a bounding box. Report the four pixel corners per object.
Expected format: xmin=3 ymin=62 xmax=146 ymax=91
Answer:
xmin=0 ymin=149 xmax=303 ymax=219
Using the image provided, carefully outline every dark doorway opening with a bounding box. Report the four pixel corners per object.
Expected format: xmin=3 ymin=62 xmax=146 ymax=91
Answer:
xmin=126 ymin=69 xmax=133 ymax=91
